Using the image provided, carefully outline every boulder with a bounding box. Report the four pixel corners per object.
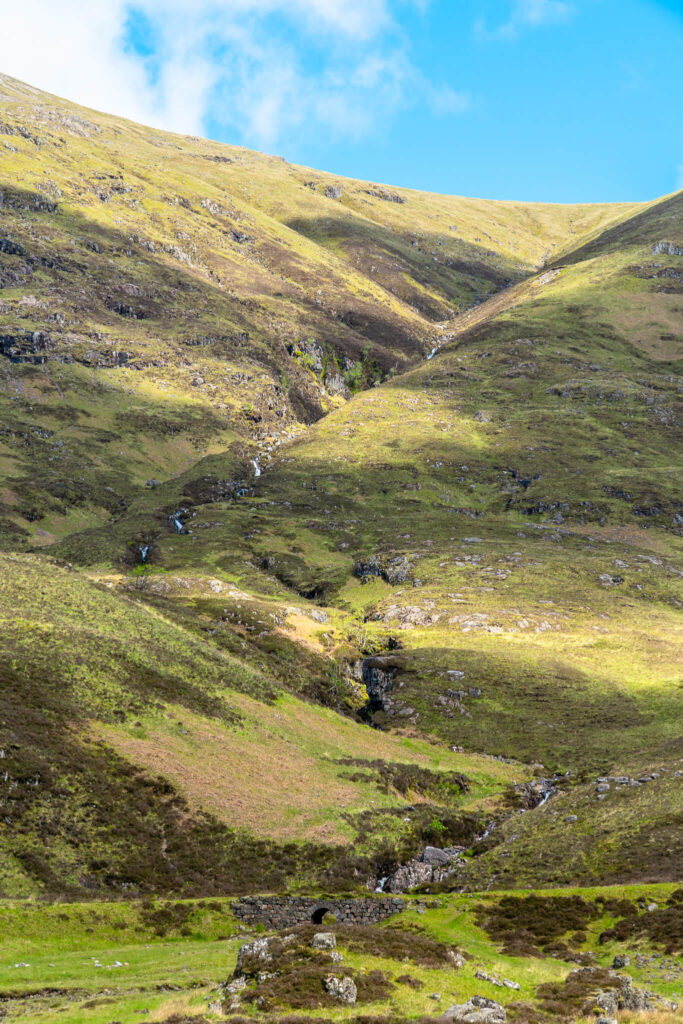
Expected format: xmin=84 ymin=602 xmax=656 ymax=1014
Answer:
xmin=440 ymin=995 xmax=506 ymax=1023
xmin=311 ymin=932 xmax=336 ymax=950
xmin=611 ymin=954 xmax=630 ymax=968
xmin=324 ymin=974 xmax=357 ymax=1004
xmin=422 ymin=846 xmax=452 ymax=866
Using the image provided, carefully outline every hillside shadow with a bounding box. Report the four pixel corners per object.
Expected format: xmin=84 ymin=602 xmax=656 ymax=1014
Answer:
xmin=283 ymin=214 xmax=530 ymax=321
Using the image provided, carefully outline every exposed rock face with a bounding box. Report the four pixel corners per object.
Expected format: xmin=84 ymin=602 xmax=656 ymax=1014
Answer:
xmin=361 ymin=655 xmax=400 ymax=713
xmin=324 ymin=371 xmax=349 ymax=397
xmin=440 ymin=994 xmax=506 ymax=1023
xmin=0 ymin=330 xmax=53 ymax=363
xmin=324 ymin=974 xmax=357 ymax=1003
xmin=353 ymin=553 xmax=413 ymax=584
xmin=354 ymin=554 xmax=383 ymax=579
xmin=383 ymin=845 xmax=464 ymax=893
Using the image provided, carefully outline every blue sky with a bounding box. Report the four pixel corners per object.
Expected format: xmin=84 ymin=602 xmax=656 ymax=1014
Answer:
xmin=4 ymin=1 xmax=683 ymax=202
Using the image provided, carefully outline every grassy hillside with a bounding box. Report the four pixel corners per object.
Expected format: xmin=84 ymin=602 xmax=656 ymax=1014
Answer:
xmin=0 ymin=551 xmax=523 ymax=898
xmin=0 ymin=71 xmax=632 ymax=550
xmin=0 ymin=72 xmax=681 ymax=917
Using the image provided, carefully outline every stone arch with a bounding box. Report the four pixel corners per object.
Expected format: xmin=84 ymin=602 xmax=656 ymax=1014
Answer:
xmin=311 ymin=906 xmax=332 ymax=924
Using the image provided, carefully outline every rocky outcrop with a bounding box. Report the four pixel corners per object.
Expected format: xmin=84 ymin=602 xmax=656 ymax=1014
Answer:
xmin=440 ymin=995 xmax=506 ymax=1023
xmin=361 ymin=654 xmax=401 ymax=713
xmin=595 ymin=971 xmax=679 ymax=1014
xmin=0 ymin=330 xmax=53 ymax=363
xmin=353 ymin=553 xmax=413 ymax=584
xmin=383 ymin=846 xmax=464 ymax=893
xmin=652 ymin=240 xmax=683 ymax=256
xmin=364 ymin=188 xmax=405 ymax=204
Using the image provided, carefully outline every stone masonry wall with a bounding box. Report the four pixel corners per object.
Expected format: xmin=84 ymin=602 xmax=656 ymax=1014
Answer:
xmin=231 ymin=895 xmax=405 ymax=929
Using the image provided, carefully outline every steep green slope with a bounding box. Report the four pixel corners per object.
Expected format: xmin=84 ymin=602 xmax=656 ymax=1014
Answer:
xmin=0 ymin=72 xmax=631 ymax=551
xmin=0 ymin=75 xmax=680 ymax=901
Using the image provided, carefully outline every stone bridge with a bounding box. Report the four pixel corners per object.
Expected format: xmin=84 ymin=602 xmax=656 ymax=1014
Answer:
xmin=231 ymin=895 xmax=405 ymax=930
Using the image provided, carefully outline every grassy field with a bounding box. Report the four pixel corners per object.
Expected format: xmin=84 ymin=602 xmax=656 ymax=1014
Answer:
xmin=0 ymin=884 xmax=679 ymax=1023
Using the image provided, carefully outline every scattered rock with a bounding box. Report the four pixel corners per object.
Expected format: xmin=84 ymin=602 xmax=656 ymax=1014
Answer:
xmin=311 ymin=932 xmax=336 ymax=950
xmin=475 ymin=970 xmax=502 ymax=986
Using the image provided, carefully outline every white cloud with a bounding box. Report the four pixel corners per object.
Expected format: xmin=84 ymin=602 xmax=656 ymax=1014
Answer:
xmin=0 ymin=0 xmax=454 ymax=149
xmin=514 ymin=0 xmax=573 ymax=27
xmin=476 ymin=0 xmax=574 ymax=41
xmin=427 ymin=84 xmax=470 ymax=116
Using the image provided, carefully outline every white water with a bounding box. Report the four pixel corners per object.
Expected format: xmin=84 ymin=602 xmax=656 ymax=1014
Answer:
xmin=375 ymin=876 xmax=388 ymax=893
xmin=251 ymin=458 xmax=261 ymax=478
xmin=139 ymin=544 xmax=150 ymax=563
xmin=537 ymin=787 xmax=553 ymax=808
